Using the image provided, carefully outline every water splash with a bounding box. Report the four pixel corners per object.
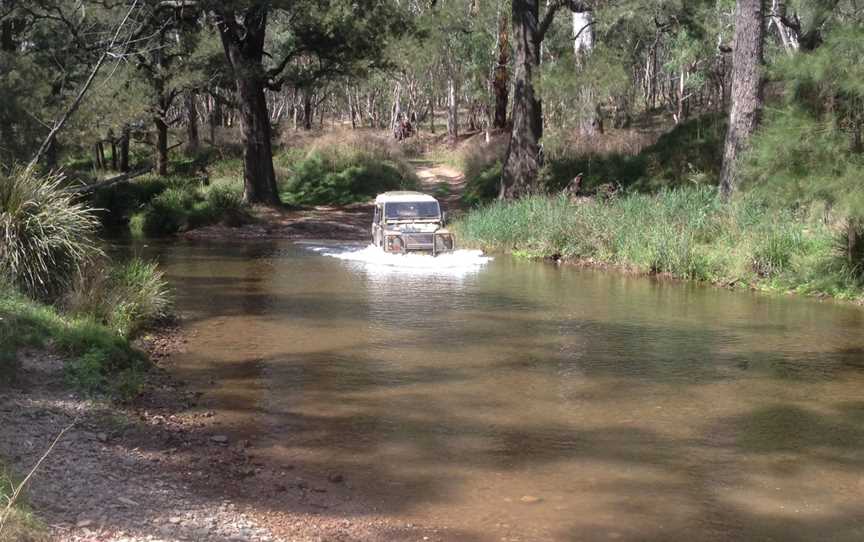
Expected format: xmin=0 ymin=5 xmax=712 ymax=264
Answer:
xmin=309 ymin=244 xmax=492 ymax=276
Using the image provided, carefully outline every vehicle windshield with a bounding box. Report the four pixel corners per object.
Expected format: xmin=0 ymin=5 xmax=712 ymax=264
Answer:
xmin=384 ymin=201 xmax=440 ymax=220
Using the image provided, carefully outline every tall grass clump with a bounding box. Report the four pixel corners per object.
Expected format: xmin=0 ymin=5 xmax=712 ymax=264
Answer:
xmin=278 ymin=130 xmax=418 ymax=205
xmin=455 ymin=187 xmax=858 ymax=298
xmin=67 ymin=258 xmax=172 ymax=338
xmin=0 ymin=168 xmax=101 ymax=299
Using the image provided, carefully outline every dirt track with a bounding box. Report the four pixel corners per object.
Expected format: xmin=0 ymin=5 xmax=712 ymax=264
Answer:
xmin=183 ymin=162 xmax=465 ymax=243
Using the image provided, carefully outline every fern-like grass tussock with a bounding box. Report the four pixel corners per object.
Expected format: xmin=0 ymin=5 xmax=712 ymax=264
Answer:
xmin=0 ymin=168 xmax=102 ymax=299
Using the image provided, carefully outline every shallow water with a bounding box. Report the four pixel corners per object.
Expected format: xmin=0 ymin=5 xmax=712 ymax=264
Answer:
xmin=144 ymin=240 xmax=864 ymax=541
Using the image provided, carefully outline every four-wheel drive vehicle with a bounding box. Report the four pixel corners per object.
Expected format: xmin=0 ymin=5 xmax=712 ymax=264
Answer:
xmin=372 ymin=192 xmax=455 ymax=254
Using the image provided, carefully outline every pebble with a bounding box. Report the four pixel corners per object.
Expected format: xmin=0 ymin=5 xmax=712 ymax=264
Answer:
xmin=210 ymin=435 xmax=229 ymax=444
xmin=519 ymin=495 xmax=542 ymax=504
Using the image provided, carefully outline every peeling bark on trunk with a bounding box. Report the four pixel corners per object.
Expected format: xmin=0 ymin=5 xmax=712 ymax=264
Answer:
xmin=217 ymin=7 xmax=280 ymax=206
xmin=500 ymin=0 xmax=543 ymax=198
xmin=719 ymin=0 xmax=764 ymax=200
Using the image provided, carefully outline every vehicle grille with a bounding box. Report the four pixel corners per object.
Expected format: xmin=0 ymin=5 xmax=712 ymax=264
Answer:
xmin=403 ymin=233 xmax=434 ymax=248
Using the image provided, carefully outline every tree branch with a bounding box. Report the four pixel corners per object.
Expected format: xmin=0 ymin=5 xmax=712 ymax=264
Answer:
xmin=27 ymin=0 xmax=140 ymax=170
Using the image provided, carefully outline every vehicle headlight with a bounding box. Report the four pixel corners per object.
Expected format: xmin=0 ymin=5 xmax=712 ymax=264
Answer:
xmin=435 ymin=234 xmax=454 ymax=252
xmin=387 ymin=235 xmax=403 ymax=252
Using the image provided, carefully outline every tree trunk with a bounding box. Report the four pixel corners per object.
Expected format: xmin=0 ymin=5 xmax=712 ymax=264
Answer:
xmin=492 ymin=12 xmax=510 ymax=129
xmin=155 ymin=112 xmax=169 ymax=176
xmin=94 ymin=142 xmax=106 ymax=170
xmin=719 ymin=0 xmax=764 ymax=200
xmin=390 ymin=82 xmax=402 ymax=136
xmin=348 ymin=90 xmax=357 ymax=129
xmin=770 ymin=0 xmax=799 ymax=55
xmin=572 ymin=9 xmax=594 ymax=57
xmin=209 ymin=93 xmax=222 ymax=143
xmin=217 ymin=7 xmax=281 ymax=206
xmin=185 ymin=91 xmax=200 ymax=155
xmin=119 ymin=124 xmax=130 ymax=172
xmin=303 ymin=92 xmax=313 ymax=130
xmin=500 ymin=0 xmax=543 ymax=198
xmin=1 ymin=19 xmax=16 ymax=52
xmin=447 ymin=77 xmax=458 ymax=143
xmin=109 ymin=129 xmax=118 ymax=170
xmin=429 ymin=85 xmax=435 ymax=133
xmin=574 ymin=9 xmax=598 ymax=137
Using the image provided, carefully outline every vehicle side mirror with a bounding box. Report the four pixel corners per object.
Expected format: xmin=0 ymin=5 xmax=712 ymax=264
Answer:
xmin=442 ymin=211 xmax=448 ymax=225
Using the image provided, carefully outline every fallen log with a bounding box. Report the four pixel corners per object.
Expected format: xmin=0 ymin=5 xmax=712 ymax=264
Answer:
xmin=65 ymin=166 xmax=153 ymax=194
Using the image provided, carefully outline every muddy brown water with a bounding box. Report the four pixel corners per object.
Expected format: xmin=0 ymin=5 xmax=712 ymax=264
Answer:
xmin=139 ymin=240 xmax=864 ymax=541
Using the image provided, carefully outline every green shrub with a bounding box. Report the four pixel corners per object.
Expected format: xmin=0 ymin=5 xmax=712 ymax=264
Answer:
xmin=132 ymin=186 xmax=197 ymax=236
xmin=67 ymin=258 xmax=172 ymax=338
xmin=462 ymin=161 xmax=502 ymax=207
xmin=278 ymin=132 xmax=418 ymax=205
xmin=204 ymin=185 xmax=250 ymax=226
xmin=129 ymin=180 xmax=250 ymax=237
xmin=0 ymin=168 xmax=102 ymax=299
xmin=91 ymin=175 xmax=170 ymax=227
xmin=281 ymin=151 xmax=415 ymax=205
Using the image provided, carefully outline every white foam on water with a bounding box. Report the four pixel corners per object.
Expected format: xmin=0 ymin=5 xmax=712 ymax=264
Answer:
xmin=310 ymin=244 xmax=493 ymax=276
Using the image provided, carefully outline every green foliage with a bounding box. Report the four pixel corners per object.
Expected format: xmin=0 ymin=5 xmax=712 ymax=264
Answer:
xmin=541 ymin=114 xmax=726 ymax=193
xmin=67 ymin=259 xmax=172 ymax=338
xmin=540 ymin=46 xmax=631 ymax=137
xmin=0 ymin=284 xmax=146 ymax=398
xmin=91 ymin=175 xmax=171 ymax=227
xmin=205 ymin=185 xmax=249 ymax=226
xmin=745 ymin=25 xmax=864 ymax=220
xmin=278 ymin=134 xmax=418 ymax=205
xmin=128 ymin=178 xmax=249 ymax=237
xmin=281 ymin=153 xmax=411 ymax=205
xmin=0 ymin=168 xmax=102 ymax=300
xmin=456 ymin=188 xmax=863 ymax=299
xmin=463 ymin=161 xmax=502 ymax=207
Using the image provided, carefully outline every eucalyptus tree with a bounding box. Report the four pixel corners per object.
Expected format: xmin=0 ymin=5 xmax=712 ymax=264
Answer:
xmin=718 ymin=0 xmax=764 ymax=199
xmin=499 ymin=0 xmax=589 ymax=198
xmin=209 ymin=0 xmax=406 ymax=205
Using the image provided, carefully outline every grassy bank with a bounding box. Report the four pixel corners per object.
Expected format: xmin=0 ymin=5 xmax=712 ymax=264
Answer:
xmin=455 ymin=188 xmax=864 ymax=300
xmin=0 ymin=283 xmax=149 ymax=397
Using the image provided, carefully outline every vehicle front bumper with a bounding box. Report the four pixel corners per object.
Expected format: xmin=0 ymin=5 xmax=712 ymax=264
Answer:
xmin=385 ymin=232 xmax=455 ymax=254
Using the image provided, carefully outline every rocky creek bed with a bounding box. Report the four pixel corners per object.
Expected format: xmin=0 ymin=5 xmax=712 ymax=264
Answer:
xmin=0 ymin=325 xmax=448 ymax=542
